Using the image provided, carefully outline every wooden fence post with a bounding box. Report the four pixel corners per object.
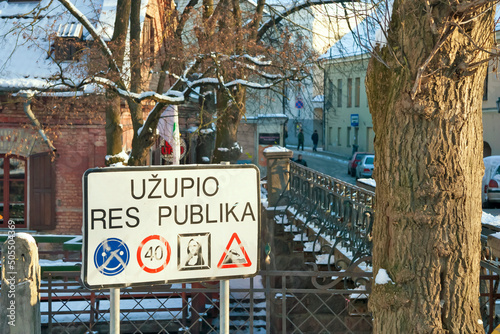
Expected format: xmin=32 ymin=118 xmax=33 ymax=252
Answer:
xmin=1 ymin=232 xmax=41 ymax=334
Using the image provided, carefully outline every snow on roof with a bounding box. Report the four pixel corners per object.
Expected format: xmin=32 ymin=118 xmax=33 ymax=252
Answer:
xmin=322 ymin=3 xmax=500 ymax=61
xmin=312 ymin=95 xmax=323 ymax=102
xmin=0 ymin=0 xmax=147 ymax=91
xmin=0 ymin=0 xmax=108 ymax=90
xmin=257 ymin=113 xmax=287 ymax=118
xmin=319 ymin=8 xmax=387 ymax=61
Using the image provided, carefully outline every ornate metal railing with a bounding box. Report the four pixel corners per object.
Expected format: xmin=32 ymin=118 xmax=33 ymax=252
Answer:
xmin=274 ymin=162 xmax=375 ymax=271
xmin=33 ymin=269 xmax=373 ymax=334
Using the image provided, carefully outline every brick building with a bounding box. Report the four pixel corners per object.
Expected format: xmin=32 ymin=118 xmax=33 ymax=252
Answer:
xmin=0 ymin=0 xmax=168 ymax=234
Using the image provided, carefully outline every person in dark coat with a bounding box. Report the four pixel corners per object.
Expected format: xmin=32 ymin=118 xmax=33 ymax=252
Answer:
xmin=311 ymin=130 xmax=319 ymax=152
xmin=295 ymin=154 xmax=307 ymax=167
xmin=297 ymin=129 xmax=304 ymax=150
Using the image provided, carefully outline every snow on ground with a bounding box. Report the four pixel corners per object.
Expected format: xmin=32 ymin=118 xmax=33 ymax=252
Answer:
xmin=483 ymin=211 xmax=500 ymax=227
xmin=316 ymin=254 xmax=335 ymax=264
xmin=358 ymin=178 xmax=376 ymax=187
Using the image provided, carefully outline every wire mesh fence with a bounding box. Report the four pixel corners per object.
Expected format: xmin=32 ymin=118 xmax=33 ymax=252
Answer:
xmin=33 ymin=269 xmax=376 ymax=334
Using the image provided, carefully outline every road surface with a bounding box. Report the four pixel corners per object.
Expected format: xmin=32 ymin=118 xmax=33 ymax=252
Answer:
xmin=288 ymin=147 xmax=354 ymax=184
xmin=287 ymin=146 xmax=500 ymax=217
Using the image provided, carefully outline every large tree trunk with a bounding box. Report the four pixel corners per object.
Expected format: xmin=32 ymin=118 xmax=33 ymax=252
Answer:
xmin=104 ymin=0 xmax=130 ymax=165
xmin=213 ymin=87 xmax=246 ymax=163
xmin=366 ymin=2 xmax=493 ymax=333
xmin=105 ymin=94 xmax=123 ymax=165
xmin=127 ymin=0 xmax=147 ymax=166
xmin=196 ymin=88 xmax=217 ymax=163
xmin=128 ymin=101 xmax=150 ymax=166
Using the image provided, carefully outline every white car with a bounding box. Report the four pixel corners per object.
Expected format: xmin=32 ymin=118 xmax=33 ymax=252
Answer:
xmin=482 ymin=156 xmax=500 ymax=207
xmin=355 ymin=155 xmax=374 ymax=180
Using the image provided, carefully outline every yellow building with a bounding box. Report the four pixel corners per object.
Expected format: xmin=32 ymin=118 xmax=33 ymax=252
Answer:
xmin=322 ymin=16 xmax=500 ymax=158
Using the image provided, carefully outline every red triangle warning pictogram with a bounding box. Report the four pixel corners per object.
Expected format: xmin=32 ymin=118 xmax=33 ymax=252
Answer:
xmin=217 ymin=233 xmax=252 ymax=269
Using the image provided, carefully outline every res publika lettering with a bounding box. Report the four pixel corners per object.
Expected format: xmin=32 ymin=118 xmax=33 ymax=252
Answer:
xmin=89 ymin=175 xmax=257 ymax=229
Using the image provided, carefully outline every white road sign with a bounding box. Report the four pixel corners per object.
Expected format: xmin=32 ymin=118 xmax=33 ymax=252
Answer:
xmin=82 ymin=165 xmax=260 ymax=289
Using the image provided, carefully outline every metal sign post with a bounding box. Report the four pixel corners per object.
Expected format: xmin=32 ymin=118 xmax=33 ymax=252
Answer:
xmin=220 ymin=280 xmax=230 ymax=333
xmin=219 ymin=161 xmax=230 ymax=334
xmin=110 ymin=288 xmax=120 ymax=334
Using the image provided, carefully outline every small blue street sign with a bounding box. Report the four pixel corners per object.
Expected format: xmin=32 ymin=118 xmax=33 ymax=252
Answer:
xmin=351 ymin=114 xmax=359 ymax=127
xmin=94 ymin=238 xmax=130 ymax=276
xmin=295 ymin=98 xmax=304 ymax=109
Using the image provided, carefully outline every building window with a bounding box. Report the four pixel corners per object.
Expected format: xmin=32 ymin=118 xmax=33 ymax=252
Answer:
xmin=337 ymin=79 xmax=342 ymax=108
xmin=143 ymin=16 xmax=155 ymax=67
xmin=347 ymin=78 xmax=352 ymax=108
xmin=354 ymin=127 xmax=359 ymax=146
xmin=327 ymin=79 xmax=334 ymax=111
xmin=355 ymin=77 xmax=360 ymax=107
xmin=0 ymin=155 xmax=27 ymax=228
xmin=337 ymin=127 xmax=342 ymax=146
xmin=483 ymin=72 xmax=488 ymax=101
xmin=53 ymin=23 xmax=84 ymax=61
xmin=53 ymin=38 xmax=83 ymax=61
xmin=347 ymin=127 xmax=351 ymax=147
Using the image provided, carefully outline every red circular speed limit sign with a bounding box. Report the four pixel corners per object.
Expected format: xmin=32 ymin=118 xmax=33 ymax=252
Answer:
xmin=137 ymin=235 xmax=171 ymax=273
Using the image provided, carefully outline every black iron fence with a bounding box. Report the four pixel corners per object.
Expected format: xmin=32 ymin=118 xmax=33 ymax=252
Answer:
xmin=36 ymin=269 xmax=373 ymax=334
xmin=5 ymin=265 xmax=498 ymax=334
xmin=273 ymin=162 xmax=375 ymax=272
xmin=279 ymin=162 xmax=500 ymax=333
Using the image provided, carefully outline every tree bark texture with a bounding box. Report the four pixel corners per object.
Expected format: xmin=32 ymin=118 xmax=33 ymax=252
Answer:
xmin=213 ymin=87 xmax=246 ymax=163
xmin=366 ymin=1 xmax=493 ymax=333
xmin=127 ymin=0 xmax=146 ymax=166
xmin=196 ymin=89 xmax=217 ymax=163
xmin=105 ymin=94 xmax=123 ymax=162
xmin=104 ymin=0 xmax=130 ymax=163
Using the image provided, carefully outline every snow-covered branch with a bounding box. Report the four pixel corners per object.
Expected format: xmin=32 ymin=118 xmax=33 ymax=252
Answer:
xmin=93 ymin=77 xmax=185 ymax=104
xmin=230 ymin=54 xmax=272 ymax=66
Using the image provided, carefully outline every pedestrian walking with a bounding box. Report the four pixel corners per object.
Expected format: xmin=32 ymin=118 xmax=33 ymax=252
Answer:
xmin=295 ymin=154 xmax=307 ymax=167
xmin=311 ymin=130 xmax=319 ymax=152
xmin=297 ymin=129 xmax=304 ymax=150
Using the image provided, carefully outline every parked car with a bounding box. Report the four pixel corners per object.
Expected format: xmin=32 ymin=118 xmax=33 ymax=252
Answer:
xmin=482 ymin=156 xmax=500 ymax=207
xmin=348 ymin=152 xmax=373 ymax=176
xmin=355 ymin=154 xmax=374 ymax=179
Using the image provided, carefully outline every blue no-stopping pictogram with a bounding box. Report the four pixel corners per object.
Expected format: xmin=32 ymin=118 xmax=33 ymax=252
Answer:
xmin=295 ymin=99 xmax=304 ymax=109
xmin=94 ymin=238 xmax=130 ymax=276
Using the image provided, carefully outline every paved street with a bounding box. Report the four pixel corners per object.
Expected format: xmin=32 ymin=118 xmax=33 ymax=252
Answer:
xmin=286 ymin=145 xmax=500 ymax=217
xmin=287 ymin=146 xmax=355 ymax=184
